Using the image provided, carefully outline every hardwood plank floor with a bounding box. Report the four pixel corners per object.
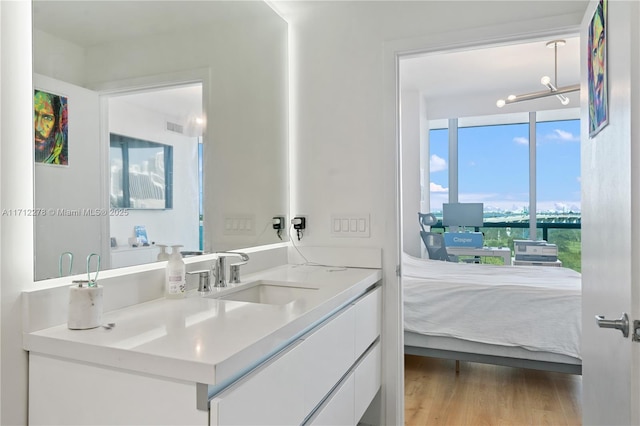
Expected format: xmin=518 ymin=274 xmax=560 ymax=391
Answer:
xmin=405 ymin=355 xmax=582 ymax=426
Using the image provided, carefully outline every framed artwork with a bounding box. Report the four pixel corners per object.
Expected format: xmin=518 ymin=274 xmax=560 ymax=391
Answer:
xmin=588 ymin=0 xmax=608 ymax=138
xmin=34 ymin=89 xmax=68 ymax=165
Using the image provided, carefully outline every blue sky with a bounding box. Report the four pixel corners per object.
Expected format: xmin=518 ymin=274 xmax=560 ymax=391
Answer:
xmin=428 ymin=119 xmax=581 ymax=213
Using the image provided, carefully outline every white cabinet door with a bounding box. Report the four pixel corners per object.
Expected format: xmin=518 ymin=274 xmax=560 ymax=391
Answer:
xmin=302 ymin=305 xmax=356 ymax=414
xmin=212 ymin=340 xmax=306 ymax=426
xmin=354 ymin=340 xmax=381 ymax=421
xmin=306 ymin=339 xmax=382 ymax=426
xmin=211 ymin=287 xmax=381 ymax=426
xmin=306 ymin=373 xmax=355 ymax=426
xmin=29 ymin=353 xmax=208 ymax=426
xmin=354 ymin=287 xmax=381 ymax=356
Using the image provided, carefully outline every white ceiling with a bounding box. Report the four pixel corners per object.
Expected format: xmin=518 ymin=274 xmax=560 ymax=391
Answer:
xmin=32 ymin=0 xmax=271 ymax=48
xmin=113 ymin=84 xmax=203 ymax=123
xmin=400 ymin=36 xmax=581 ymax=101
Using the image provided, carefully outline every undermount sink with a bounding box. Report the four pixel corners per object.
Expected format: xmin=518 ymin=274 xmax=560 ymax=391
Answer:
xmin=209 ymin=281 xmax=319 ymax=305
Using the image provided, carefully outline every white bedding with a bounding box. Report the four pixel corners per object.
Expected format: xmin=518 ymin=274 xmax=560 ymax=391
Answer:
xmin=403 ymin=253 xmax=582 ymax=359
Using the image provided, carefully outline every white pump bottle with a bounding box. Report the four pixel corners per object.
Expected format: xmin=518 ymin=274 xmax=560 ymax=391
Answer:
xmin=165 ymin=245 xmax=186 ymax=298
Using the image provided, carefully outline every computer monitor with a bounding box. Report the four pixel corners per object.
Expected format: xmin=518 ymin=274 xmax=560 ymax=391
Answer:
xmin=442 ymin=202 xmax=484 ymax=228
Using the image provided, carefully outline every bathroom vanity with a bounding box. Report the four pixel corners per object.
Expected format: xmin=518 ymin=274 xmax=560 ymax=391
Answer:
xmin=23 ymin=263 xmax=382 ymax=425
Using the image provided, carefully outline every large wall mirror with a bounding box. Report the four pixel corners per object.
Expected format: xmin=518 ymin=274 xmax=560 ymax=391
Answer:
xmin=32 ymin=1 xmax=288 ymax=280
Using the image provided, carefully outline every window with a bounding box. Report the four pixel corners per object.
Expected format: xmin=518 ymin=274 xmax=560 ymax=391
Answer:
xmin=110 ymin=133 xmax=173 ymax=209
xmin=458 ymin=122 xmax=529 ymax=211
xmin=428 ymin=128 xmax=449 ymax=213
xmin=536 ymin=118 xmax=581 ymax=271
xmin=536 ymin=119 xmax=581 ymax=214
xmin=424 ymin=112 xmax=581 ymax=271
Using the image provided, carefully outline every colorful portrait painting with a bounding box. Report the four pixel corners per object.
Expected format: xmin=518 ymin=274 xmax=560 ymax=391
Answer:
xmin=588 ymin=0 xmax=608 ymax=138
xmin=34 ymin=89 xmax=68 ymax=165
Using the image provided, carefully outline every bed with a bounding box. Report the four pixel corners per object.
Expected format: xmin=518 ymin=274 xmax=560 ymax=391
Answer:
xmin=402 ymin=253 xmax=582 ymax=374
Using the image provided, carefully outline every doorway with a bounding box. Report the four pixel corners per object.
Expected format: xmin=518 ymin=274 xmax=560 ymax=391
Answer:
xmin=396 ymin=34 xmax=583 ymax=423
xmin=105 ymin=83 xmax=203 ymax=268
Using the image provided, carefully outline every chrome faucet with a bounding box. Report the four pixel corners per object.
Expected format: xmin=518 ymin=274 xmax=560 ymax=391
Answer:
xmin=212 ymin=252 xmax=249 ymax=287
xmin=187 ymin=270 xmax=211 ymax=293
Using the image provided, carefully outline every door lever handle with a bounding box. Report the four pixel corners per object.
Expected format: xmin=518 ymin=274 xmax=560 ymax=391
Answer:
xmin=595 ymin=313 xmax=629 ymax=338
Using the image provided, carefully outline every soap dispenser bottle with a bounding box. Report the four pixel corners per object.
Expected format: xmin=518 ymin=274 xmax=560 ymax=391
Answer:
xmin=165 ymin=245 xmax=186 ymax=299
xmin=157 ymin=244 xmax=170 ymax=261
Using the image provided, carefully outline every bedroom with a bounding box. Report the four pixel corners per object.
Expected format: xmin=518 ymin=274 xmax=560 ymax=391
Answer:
xmin=393 ymin=2 xmax=637 ymax=423
xmin=398 ymin=33 xmax=584 ymax=423
xmin=1 ymin=1 xmax=639 ymax=425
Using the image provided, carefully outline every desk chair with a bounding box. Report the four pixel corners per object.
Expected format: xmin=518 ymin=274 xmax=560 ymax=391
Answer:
xmin=418 ymin=212 xmax=479 ymax=263
xmin=421 ymin=231 xmax=459 ymax=262
xmin=419 ymin=213 xmax=456 ymax=261
xmin=418 ymin=212 xmax=438 ymax=232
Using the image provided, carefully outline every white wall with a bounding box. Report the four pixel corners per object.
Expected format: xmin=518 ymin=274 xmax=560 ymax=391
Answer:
xmin=0 ymin=1 xmax=33 ymax=424
xmin=33 ymin=74 xmax=104 ymax=280
xmin=108 ymin=97 xmax=200 ymax=252
xmin=400 ymin=90 xmax=422 ymax=257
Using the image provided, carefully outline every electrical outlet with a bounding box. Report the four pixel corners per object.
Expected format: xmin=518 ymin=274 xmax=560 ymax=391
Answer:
xmin=292 ymin=216 xmax=306 ymax=241
xmin=272 ymin=216 xmax=285 ymax=230
xmin=292 ymin=216 xmax=306 ymax=230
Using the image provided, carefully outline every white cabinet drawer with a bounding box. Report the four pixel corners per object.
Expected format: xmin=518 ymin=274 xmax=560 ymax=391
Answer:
xmin=210 ymin=286 xmax=380 ymax=426
xmin=302 ymin=305 xmax=356 ymax=413
xmin=354 ymin=287 xmax=381 ymax=357
xmin=212 ymin=340 xmax=306 ymax=426
xmin=354 ymin=340 xmax=381 ymax=421
xmin=305 ymin=340 xmax=381 ymax=426
xmin=305 ymin=372 xmax=355 ymax=426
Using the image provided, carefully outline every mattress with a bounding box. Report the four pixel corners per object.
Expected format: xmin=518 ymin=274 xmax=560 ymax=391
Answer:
xmin=402 ymin=253 xmax=582 ymax=359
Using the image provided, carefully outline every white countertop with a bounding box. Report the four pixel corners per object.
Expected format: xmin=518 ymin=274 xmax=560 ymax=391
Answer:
xmin=23 ymin=264 xmax=381 ymax=386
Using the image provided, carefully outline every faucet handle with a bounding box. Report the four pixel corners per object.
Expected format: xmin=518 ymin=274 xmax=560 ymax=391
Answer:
xmin=229 ymin=262 xmax=246 ymax=284
xmin=187 ymin=270 xmax=211 ymax=293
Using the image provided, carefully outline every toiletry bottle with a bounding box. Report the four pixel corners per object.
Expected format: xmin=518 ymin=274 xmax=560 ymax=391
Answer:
xmin=165 ymin=245 xmax=186 ymax=298
xmin=157 ymin=244 xmax=169 ymax=261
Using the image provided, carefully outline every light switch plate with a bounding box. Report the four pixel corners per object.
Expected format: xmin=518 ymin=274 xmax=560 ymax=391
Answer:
xmin=223 ymin=214 xmax=256 ymax=236
xmin=330 ymin=214 xmax=370 ymax=237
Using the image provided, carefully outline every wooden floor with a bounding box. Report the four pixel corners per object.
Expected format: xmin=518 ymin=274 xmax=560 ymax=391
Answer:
xmin=404 ymin=355 xmax=582 ymax=426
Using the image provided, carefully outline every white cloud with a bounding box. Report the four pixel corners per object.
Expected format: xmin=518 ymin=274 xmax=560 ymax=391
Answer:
xmin=548 ymin=129 xmax=579 ymax=142
xmin=430 ymin=154 xmax=447 ymax=172
xmin=430 ymin=182 xmax=448 ymax=193
xmin=513 ymin=136 xmax=529 ymax=145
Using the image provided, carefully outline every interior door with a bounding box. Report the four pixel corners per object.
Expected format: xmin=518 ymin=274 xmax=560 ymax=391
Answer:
xmin=581 ymin=1 xmax=640 ymax=424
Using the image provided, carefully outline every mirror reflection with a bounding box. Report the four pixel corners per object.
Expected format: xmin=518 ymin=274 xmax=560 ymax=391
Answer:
xmin=32 ymin=1 xmax=288 ymax=280
xmin=110 ymin=134 xmax=174 ymax=210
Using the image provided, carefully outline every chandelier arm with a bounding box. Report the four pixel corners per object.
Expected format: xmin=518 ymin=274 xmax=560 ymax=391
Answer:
xmin=504 ymin=84 xmax=580 ymax=105
xmin=497 ymin=39 xmax=577 ymax=108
